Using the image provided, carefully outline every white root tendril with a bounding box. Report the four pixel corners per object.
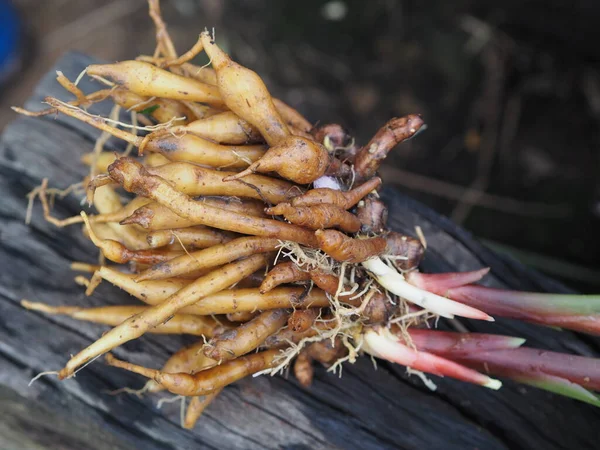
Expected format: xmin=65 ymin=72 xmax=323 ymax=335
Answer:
xmin=157 ymin=394 xmax=184 ymax=409
xmin=28 ymin=371 xmax=59 ymax=386
xmin=406 ymin=367 xmax=437 ymax=391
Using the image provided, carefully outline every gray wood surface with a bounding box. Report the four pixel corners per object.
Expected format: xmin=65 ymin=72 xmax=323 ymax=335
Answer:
xmin=0 ymin=52 xmax=598 ymax=450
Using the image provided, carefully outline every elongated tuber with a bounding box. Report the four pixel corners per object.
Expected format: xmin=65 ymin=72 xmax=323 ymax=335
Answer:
xmin=224 ymin=135 xmax=329 ymax=184
xmin=266 ymin=203 xmax=361 ymax=233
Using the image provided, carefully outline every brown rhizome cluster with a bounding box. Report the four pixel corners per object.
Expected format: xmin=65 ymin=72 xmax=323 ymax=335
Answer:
xmin=21 ymin=0 xmax=563 ymax=429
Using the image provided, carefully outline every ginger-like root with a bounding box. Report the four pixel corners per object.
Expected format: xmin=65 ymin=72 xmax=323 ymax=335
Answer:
xmin=141 ymin=131 xmax=266 ymax=169
xmin=145 ymin=226 xmax=235 ymax=249
xmin=147 ymin=161 xmax=299 ymax=204
xmin=315 ymin=230 xmax=387 ymax=263
xmin=354 ymin=115 xmax=425 ymax=181
xmin=204 ymin=309 xmax=290 ymax=361
xmin=87 ymin=61 xmax=224 ymax=106
xmin=20 ymin=301 xmax=227 ymax=337
xmin=135 ymin=236 xmax=280 ymax=281
xmin=108 ymin=157 xmax=318 ymax=246
xmin=290 ymin=177 xmax=381 ymax=209
xmin=259 ymin=261 xmax=311 ymax=294
xmin=266 ymin=203 xmax=361 ymax=233
xmin=184 ymin=390 xmax=223 ymax=429
xmin=200 ymin=32 xmax=290 ymax=146
xmin=58 ymin=255 xmax=267 ymax=379
xmin=147 ymin=340 xmax=218 ymax=393
xmin=176 ymin=111 xmax=264 ymax=145
xmin=82 ymin=212 xmax=182 ymax=264
xmin=106 ymin=349 xmax=280 ymax=396
xmin=223 ymin=136 xmax=330 ymax=185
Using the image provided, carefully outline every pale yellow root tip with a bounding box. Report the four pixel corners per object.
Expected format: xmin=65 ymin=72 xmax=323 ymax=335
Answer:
xmin=484 ymin=378 xmax=503 ymax=390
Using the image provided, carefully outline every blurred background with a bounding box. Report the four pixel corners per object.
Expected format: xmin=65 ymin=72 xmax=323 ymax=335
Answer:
xmin=2 ymin=0 xmax=600 ymax=291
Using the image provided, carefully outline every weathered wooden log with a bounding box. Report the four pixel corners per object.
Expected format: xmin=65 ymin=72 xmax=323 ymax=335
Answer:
xmin=0 ymin=53 xmax=598 ymax=450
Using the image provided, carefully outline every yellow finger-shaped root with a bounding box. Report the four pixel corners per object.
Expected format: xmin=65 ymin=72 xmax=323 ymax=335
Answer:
xmin=136 ymin=236 xmax=280 ymax=281
xmin=90 ymin=185 xmax=148 ymax=250
xmin=178 ymin=63 xmax=313 ymax=136
xmin=146 ymin=226 xmax=235 ymax=249
xmin=58 ymin=255 xmax=267 ymax=379
xmin=290 ymin=177 xmax=382 ymax=209
xmin=200 ymin=32 xmax=290 ymax=146
xmin=83 ymin=222 xmax=121 ymax=244
xmin=184 ymin=390 xmax=222 ymax=429
xmin=148 ymin=162 xmax=299 ymax=204
xmin=20 ymin=301 xmax=225 ymax=336
xmin=315 ymin=229 xmax=387 ymax=263
xmin=223 ymin=135 xmax=329 ymax=184
xmin=133 ymin=286 xmax=329 ymax=316
xmin=199 ymin=197 xmax=267 ymax=218
xmin=96 ymin=266 xmax=191 ymax=305
xmin=121 ymin=203 xmax=199 ymax=230
xmin=81 ymin=212 xmax=182 ymax=264
xmin=178 ymin=287 xmax=329 ymax=315
xmin=272 ymin=98 xmax=312 ymax=132
xmin=142 ymin=132 xmax=266 ymax=169
xmin=106 ymin=349 xmax=279 ymax=396
xmin=144 ymin=153 xmax=171 ymax=167
xmin=266 ymin=203 xmax=361 ymax=233
xmin=259 ymin=261 xmax=310 ymax=294
xmin=108 ymin=157 xmax=318 ymax=246
xmin=175 ymin=111 xmax=264 ymax=145
xmin=87 ymin=61 xmax=224 ymax=106
xmin=147 ymin=340 xmax=218 ymax=393
xmin=205 ymin=309 xmax=290 ymax=361
xmin=122 ymin=198 xmax=265 ymax=231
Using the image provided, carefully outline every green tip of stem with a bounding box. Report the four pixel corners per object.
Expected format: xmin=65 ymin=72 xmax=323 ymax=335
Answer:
xmin=484 ymin=378 xmax=503 ymax=390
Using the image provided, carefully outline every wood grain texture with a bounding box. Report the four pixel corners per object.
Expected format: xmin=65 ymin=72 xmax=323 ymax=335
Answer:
xmin=0 ymin=53 xmax=598 ymax=450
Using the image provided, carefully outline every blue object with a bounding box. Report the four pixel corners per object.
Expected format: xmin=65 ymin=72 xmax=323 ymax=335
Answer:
xmin=0 ymin=0 xmax=21 ymax=83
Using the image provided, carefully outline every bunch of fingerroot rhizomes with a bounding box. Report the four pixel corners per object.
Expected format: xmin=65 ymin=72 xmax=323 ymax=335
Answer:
xmin=17 ymin=0 xmax=600 ymax=429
